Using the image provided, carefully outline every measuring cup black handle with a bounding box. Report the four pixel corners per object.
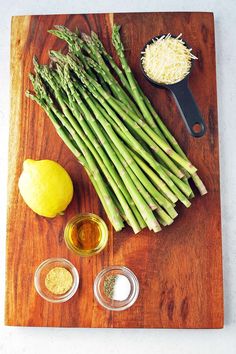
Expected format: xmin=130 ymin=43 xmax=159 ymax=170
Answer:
xmin=169 ymin=79 xmax=206 ymax=137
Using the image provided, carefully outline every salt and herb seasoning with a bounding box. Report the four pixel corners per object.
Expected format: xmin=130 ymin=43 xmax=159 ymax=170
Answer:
xmin=104 ymin=274 xmax=131 ymax=301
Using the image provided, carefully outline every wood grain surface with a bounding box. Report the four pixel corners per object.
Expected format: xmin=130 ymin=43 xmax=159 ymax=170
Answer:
xmin=5 ymin=12 xmax=223 ymax=328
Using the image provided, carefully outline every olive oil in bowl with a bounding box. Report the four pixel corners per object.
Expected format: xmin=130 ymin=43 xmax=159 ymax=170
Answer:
xmin=64 ymin=213 xmax=108 ymax=256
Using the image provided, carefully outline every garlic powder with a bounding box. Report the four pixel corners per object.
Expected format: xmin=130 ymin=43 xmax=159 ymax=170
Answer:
xmin=45 ymin=267 xmax=73 ymax=295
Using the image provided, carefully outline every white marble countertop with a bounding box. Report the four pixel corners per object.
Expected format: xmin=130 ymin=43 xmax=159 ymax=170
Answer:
xmin=0 ymin=0 xmax=236 ymax=353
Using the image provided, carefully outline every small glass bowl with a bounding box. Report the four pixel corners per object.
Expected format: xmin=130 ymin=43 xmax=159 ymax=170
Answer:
xmin=94 ymin=266 xmax=139 ymax=311
xmin=34 ymin=258 xmax=79 ymax=303
xmin=64 ymin=213 xmax=108 ymax=257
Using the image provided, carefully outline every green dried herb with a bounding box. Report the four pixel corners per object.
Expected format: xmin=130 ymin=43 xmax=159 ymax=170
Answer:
xmin=104 ymin=275 xmax=117 ymax=299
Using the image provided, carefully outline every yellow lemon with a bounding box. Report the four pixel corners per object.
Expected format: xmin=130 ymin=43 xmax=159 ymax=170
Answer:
xmin=18 ymin=159 xmax=74 ymax=217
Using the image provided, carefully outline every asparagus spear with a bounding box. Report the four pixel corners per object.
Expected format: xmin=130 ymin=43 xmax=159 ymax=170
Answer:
xmin=51 ymin=25 xmax=206 ymax=194
xmin=111 ymin=24 xmax=207 ymax=195
xmin=67 ymin=55 xmax=198 ymax=207
xmin=26 ymin=85 xmax=124 ymax=232
xmin=58 ymin=66 xmax=145 ymax=232
xmin=81 ymin=32 xmax=142 ymax=117
xmin=71 ymin=55 xmax=197 ymax=176
xmin=109 ymin=138 xmax=174 ymax=226
xmin=74 ymin=78 xmax=179 ymax=204
xmin=86 ymin=94 xmax=179 ymax=218
xmin=86 ymin=57 xmax=192 ymax=178
xmin=26 ymin=24 xmax=207 ymax=234
xmin=38 ymin=63 xmax=160 ymax=231
xmin=49 ymin=26 xmax=140 ymax=117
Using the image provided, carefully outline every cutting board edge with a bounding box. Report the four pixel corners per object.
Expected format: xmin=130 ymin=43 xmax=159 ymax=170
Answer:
xmin=5 ymin=15 xmax=34 ymax=327
xmin=10 ymin=11 xmax=215 ymax=19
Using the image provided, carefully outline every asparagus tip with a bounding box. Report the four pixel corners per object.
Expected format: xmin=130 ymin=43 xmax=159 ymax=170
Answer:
xmin=113 ymin=23 xmax=121 ymax=31
xmin=54 ymin=24 xmax=67 ymax=31
xmin=91 ymin=30 xmax=98 ymax=38
xmin=75 ymin=27 xmax=80 ymax=36
xmin=33 ymin=55 xmax=39 ymax=65
xmin=81 ymin=32 xmax=92 ymax=43
xmin=25 ymin=90 xmax=38 ymax=103
xmin=112 ymin=24 xmax=124 ymax=51
xmin=25 ymin=90 xmax=31 ymax=97
xmin=28 ymin=72 xmax=35 ymax=81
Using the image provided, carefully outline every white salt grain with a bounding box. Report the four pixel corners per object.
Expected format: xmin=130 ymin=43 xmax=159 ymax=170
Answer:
xmin=112 ymin=274 xmax=131 ymax=301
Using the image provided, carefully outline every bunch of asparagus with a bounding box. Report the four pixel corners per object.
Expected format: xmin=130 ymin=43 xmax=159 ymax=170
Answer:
xmin=26 ymin=24 xmax=207 ymax=234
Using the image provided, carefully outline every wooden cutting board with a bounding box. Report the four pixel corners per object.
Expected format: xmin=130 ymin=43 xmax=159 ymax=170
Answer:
xmin=5 ymin=12 xmax=223 ymax=328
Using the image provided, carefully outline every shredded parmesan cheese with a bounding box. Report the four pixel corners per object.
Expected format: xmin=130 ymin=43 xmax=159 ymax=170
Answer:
xmin=141 ymin=34 xmax=197 ymax=85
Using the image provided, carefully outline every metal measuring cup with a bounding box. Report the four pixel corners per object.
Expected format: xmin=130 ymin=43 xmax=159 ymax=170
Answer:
xmin=140 ymin=35 xmax=206 ymax=138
